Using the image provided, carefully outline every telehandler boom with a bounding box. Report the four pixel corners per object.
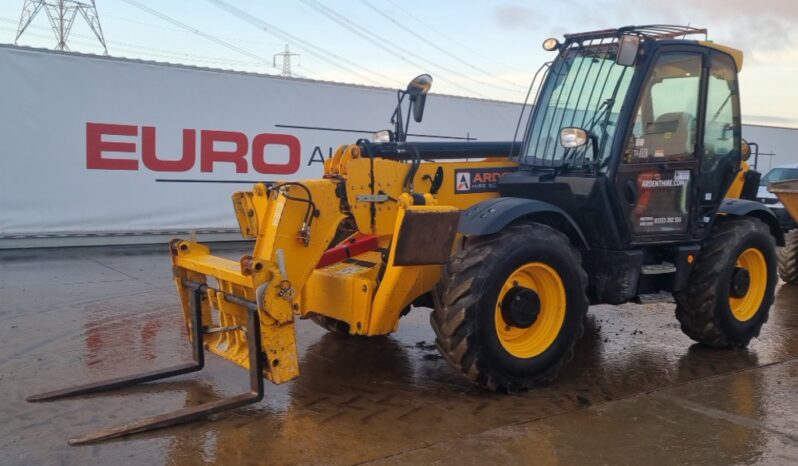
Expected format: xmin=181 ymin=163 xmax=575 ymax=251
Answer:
xmin=30 ymin=25 xmax=781 ymax=445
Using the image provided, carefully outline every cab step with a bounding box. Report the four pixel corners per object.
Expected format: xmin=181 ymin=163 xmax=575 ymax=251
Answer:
xmin=635 ymin=291 xmax=674 ymax=304
xmin=641 ymin=262 xmax=676 ymax=275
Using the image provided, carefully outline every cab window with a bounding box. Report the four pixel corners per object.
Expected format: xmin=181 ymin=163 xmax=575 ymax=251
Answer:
xmin=625 ymin=53 xmax=703 ymax=163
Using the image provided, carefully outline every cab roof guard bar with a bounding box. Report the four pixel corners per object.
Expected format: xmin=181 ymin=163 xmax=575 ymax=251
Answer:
xmin=563 ymin=25 xmax=708 ymax=45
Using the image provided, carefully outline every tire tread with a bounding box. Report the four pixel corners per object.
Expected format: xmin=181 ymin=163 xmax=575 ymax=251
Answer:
xmin=432 ymin=223 xmax=588 ymax=392
xmin=674 ymin=217 xmax=775 ymax=347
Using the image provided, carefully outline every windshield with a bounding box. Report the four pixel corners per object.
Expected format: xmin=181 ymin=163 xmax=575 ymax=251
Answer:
xmin=523 ymin=44 xmax=634 ymax=168
xmin=761 ymin=167 xmax=798 ymax=185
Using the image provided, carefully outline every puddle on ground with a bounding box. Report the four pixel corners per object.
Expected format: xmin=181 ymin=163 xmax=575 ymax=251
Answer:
xmin=2 ymin=245 xmax=797 ymax=464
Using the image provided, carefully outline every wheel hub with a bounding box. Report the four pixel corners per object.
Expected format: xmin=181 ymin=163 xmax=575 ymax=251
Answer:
xmin=730 ymin=267 xmax=751 ymax=298
xmin=500 ymin=286 xmax=541 ymax=329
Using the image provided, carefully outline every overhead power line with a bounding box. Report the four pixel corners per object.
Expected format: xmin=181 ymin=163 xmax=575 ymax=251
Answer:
xmin=300 ymin=0 xmax=491 ymax=97
xmin=359 ymin=0 xmax=525 ymax=91
xmin=102 ymin=13 xmax=283 ymax=48
xmin=3 ymin=22 xmax=262 ymax=68
xmin=384 ymin=0 xmax=528 ymax=74
xmin=205 ymin=0 xmax=405 ymax=88
xmin=2 ymin=17 xmax=309 ymax=73
xmin=119 ymin=0 xmax=271 ymax=67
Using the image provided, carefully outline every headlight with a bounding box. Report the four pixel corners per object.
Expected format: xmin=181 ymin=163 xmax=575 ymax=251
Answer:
xmin=372 ymin=130 xmax=393 ymax=143
xmin=542 ymin=38 xmax=560 ymax=51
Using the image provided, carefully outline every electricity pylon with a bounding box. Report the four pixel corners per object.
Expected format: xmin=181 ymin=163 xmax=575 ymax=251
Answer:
xmin=16 ymin=0 xmax=108 ymax=54
xmin=273 ymin=44 xmax=299 ymax=77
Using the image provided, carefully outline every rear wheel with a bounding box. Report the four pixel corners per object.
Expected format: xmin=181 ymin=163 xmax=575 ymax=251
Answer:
xmin=778 ymin=229 xmax=798 ymax=285
xmin=432 ymin=223 xmax=588 ymax=392
xmin=674 ymin=217 xmax=776 ymax=347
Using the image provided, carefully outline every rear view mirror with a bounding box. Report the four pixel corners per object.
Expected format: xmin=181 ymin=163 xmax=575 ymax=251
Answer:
xmin=407 ymin=74 xmax=433 ymax=122
xmin=616 ymin=34 xmax=640 ymax=66
xmin=407 ymin=73 xmax=432 ymax=96
xmin=411 ymin=94 xmax=427 ymax=123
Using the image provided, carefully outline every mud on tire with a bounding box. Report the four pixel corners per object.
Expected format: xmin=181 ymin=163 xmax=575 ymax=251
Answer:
xmin=674 ymin=217 xmax=777 ymax=347
xmin=431 ymin=222 xmax=589 ymax=392
xmin=778 ymin=229 xmax=798 ymax=285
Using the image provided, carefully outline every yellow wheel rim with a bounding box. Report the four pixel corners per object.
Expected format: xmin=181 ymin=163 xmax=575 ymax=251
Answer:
xmin=729 ymin=247 xmax=767 ymax=322
xmin=495 ymin=262 xmax=566 ymax=358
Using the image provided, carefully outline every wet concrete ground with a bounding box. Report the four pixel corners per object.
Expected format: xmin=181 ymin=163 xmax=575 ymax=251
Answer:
xmin=1 ymin=242 xmax=798 ymax=465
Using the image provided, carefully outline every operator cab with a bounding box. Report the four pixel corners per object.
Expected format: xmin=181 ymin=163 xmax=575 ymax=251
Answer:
xmin=500 ymin=25 xmax=746 ymax=250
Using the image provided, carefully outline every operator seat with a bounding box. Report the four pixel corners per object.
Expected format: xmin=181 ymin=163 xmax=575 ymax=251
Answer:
xmin=644 ymin=112 xmax=692 ymax=159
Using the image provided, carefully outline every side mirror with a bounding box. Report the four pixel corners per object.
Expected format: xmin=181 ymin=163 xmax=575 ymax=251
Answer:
xmin=560 ymin=127 xmax=589 ymax=148
xmin=616 ymin=34 xmax=640 ymax=66
xmin=407 ymin=74 xmax=433 ymax=123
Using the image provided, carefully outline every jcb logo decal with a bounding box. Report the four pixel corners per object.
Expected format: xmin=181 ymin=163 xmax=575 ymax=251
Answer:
xmin=454 ymin=167 xmax=516 ymax=194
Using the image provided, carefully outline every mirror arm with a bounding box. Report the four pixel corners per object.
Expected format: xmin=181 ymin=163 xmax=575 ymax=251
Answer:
xmin=404 ymin=99 xmax=413 ymax=141
xmin=394 ymin=90 xmax=406 ymax=142
xmin=590 ymin=133 xmax=600 ymax=165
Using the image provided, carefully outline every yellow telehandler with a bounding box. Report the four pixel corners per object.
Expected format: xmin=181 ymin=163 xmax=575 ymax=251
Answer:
xmin=30 ymin=25 xmax=782 ymax=445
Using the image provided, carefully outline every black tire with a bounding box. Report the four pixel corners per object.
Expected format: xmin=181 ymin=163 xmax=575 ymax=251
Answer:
xmin=308 ymin=314 xmax=351 ymax=335
xmin=431 ymin=222 xmax=589 ymax=392
xmin=778 ymin=229 xmax=798 ymax=285
xmin=674 ymin=217 xmax=777 ymax=347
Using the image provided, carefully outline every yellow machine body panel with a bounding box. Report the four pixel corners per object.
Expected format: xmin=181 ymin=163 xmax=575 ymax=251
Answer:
xmin=345 ymin=157 xmax=517 ymax=236
xmin=368 ymin=204 xmax=459 ymax=335
xmin=725 ymin=161 xmax=750 ymax=199
xmin=699 ymin=41 xmax=744 ymax=71
xmin=301 ymin=250 xmax=382 ymax=332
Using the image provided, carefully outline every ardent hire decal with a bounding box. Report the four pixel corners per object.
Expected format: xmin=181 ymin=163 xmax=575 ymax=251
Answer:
xmin=454 ymin=167 xmax=517 ymax=194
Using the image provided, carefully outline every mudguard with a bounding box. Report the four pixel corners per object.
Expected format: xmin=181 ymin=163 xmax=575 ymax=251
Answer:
xmin=719 ymin=198 xmax=784 ymax=246
xmin=458 ymin=197 xmax=589 ymax=249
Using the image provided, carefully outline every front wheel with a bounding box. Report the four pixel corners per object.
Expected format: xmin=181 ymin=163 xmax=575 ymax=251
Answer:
xmin=432 ymin=223 xmax=588 ymax=392
xmin=675 ymin=217 xmax=777 ymax=347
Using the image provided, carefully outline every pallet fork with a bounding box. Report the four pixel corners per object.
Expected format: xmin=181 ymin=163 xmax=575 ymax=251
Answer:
xmin=27 ymin=281 xmax=265 ymax=445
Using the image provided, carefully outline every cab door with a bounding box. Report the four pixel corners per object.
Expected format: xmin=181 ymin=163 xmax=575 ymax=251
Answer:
xmin=613 ymin=50 xmax=704 ymax=243
xmin=694 ymin=51 xmax=742 ymax=238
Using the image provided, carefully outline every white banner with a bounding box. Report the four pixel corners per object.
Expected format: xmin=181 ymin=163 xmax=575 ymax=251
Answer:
xmin=0 ymin=45 xmax=522 ymax=237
